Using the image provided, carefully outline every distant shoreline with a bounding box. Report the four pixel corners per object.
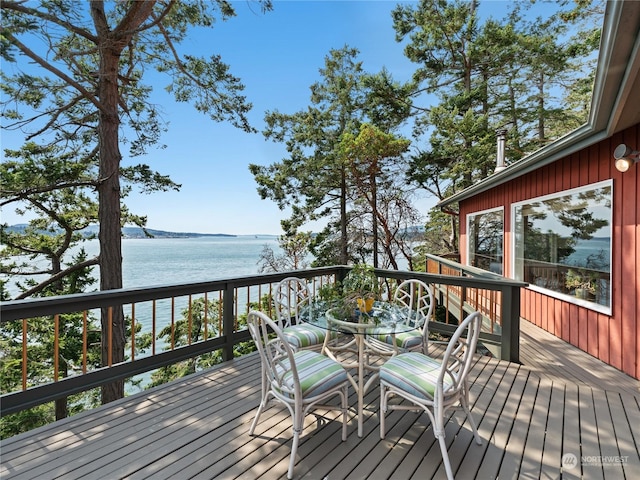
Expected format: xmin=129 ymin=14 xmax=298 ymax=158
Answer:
xmin=122 ymin=229 xmax=236 ymax=239
xmin=4 ymin=224 xmax=278 ymax=239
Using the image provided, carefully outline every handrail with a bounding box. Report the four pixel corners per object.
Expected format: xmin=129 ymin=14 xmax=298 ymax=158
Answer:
xmin=0 ymin=267 xmax=344 ymax=322
xmin=0 ymin=263 xmax=525 ymax=416
xmin=0 ymin=267 xmax=345 ymax=415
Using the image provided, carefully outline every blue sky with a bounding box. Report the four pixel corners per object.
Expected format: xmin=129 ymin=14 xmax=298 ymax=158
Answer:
xmin=139 ymin=1 xmax=422 ymax=235
xmin=2 ymin=1 xmax=554 ymax=235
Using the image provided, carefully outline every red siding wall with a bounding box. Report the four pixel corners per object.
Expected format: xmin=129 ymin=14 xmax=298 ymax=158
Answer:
xmin=460 ymin=123 xmax=640 ymax=380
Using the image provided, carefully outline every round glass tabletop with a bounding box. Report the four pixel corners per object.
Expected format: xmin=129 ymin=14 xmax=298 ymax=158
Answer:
xmin=302 ymin=301 xmax=417 ymax=335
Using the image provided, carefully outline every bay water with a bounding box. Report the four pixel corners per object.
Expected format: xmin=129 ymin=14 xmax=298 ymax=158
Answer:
xmin=79 ymin=235 xmax=281 ymax=288
xmin=5 ymin=235 xmax=281 ymax=392
xmin=117 ymin=235 xmax=280 ymax=391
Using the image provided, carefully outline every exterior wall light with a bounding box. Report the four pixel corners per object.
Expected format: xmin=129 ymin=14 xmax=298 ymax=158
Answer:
xmin=613 ymin=143 xmax=640 ymax=172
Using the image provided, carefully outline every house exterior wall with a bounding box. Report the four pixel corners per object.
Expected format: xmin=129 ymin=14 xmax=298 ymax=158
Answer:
xmin=459 ymin=122 xmax=639 ymax=380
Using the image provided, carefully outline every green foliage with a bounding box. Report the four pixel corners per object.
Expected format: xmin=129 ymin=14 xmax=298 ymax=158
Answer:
xmin=252 ymin=47 xmax=370 ymax=254
xmin=341 ymin=263 xmax=380 ymax=299
xmin=0 ymin=312 xmax=102 ymax=438
xmin=1 ymin=404 xmax=53 ymax=440
xmin=338 ymin=123 xmax=416 ymax=268
xmin=413 ymin=207 xmax=458 ymax=268
xmin=395 ymin=0 xmax=602 ymax=212
xmin=565 ymin=269 xmax=597 ymax=294
xmin=0 ymin=141 xmax=100 ymax=298
xmin=251 ymin=47 xmax=416 ymax=268
xmin=1 ymin=0 xmax=273 ymax=405
xmin=257 ymin=232 xmax=312 ymax=273
xmin=147 ymin=296 xmax=259 ymax=388
xmin=318 ymin=264 xmax=381 ymax=318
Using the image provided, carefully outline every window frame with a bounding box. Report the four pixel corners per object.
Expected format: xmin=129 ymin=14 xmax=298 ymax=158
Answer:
xmin=510 ymin=179 xmax=613 ymax=315
xmin=466 ymin=206 xmax=504 ymax=275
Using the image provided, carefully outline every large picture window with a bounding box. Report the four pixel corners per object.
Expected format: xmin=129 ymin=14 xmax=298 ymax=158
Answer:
xmin=512 ymin=180 xmax=612 ymax=311
xmin=468 ymin=207 xmax=504 ymax=274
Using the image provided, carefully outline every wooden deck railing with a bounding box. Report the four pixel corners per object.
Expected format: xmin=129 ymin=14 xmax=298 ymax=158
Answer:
xmin=424 ymin=254 xmax=529 ymax=359
xmin=0 ymin=264 xmax=526 ymax=416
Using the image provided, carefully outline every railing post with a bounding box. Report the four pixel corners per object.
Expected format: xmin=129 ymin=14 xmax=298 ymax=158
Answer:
xmin=500 ymin=284 xmax=521 ymax=363
xmin=222 ymin=283 xmax=235 ymax=362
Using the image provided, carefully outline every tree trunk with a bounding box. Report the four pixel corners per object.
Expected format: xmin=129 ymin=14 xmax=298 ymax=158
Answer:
xmin=340 ymin=166 xmax=349 ymax=264
xmin=97 ymin=43 xmax=125 ymax=404
xmin=449 ymin=214 xmax=459 ymax=253
xmin=537 ymin=72 xmax=545 ymax=141
xmin=370 ymin=169 xmax=379 ymax=268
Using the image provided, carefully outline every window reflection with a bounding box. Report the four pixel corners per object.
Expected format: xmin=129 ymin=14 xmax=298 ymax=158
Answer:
xmin=468 ymin=208 xmax=503 ymax=274
xmin=514 ymin=181 xmax=612 ymax=307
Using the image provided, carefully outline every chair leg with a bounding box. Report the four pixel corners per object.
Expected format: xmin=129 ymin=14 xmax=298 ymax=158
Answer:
xmin=461 ymin=381 xmax=482 ymax=445
xmin=462 ymin=402 xmax=481 ymax=445
xmin=437 ymin=434 xmax=455 ymax=480
xmin=341 ymin=386 xmax=348 ymax=441
xmin=249 ymin=398 xmax=267 ymax=436
xmin=288 ymin=427 xmax=300 ymax=480
xmin=433 ymin=404 xmax=455 ymax=480
xmin=287 ymin=402 xmax=304 ymax=479
xmin=249 ymin=368 xmax=269 ymax=435
xmin=379 ymin=385 xmax=387 ymax=439
xmin=288 ymin=407 xmax=304 ymax=480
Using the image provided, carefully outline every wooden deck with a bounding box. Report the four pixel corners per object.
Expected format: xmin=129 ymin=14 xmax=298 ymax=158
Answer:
xmin=2 ymin=320 xmax=639 ymax=479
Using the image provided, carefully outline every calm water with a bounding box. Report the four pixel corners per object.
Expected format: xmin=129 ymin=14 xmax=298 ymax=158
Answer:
xmin=98 ymin=236 xmax=280 ymax=339
xmin=1 ymin=236 xmax=281 ymax=391
xmin=91 ymin=236 xmax=279 ymax=391
xmin=4 ymin=235 xmax=281 ymax=293
xmin=64 ymin=235 xmax=280 ymax=287
xmin=119 ymin=236 xmax=280 ymax=287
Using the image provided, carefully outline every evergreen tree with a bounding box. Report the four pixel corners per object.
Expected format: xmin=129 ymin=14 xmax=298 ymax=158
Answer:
xmin=250 ymin=47 xmax=411 ymax=267
xmin=393 ymin=0 xmax=602 ymax=254
xmin=338 ymin=123 xmax=415 ymax=269
xmin=1 ymin=0 xmax=272 ymax=404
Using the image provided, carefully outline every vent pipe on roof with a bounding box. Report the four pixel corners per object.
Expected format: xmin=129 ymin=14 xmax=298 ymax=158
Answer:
xmin=494 ymin=129 xmax=508 ymax=173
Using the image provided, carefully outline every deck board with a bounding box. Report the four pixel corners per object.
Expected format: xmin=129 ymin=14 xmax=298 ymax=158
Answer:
xmin=519 ymin=319 xmax=639 ymax=397
xmin=539 ymin=380 xmax=566 ymax=478
xmin=517 ymin=376 xmax=551 ymax=478
xmin=2 ymin=320 xmax=639 ymax=480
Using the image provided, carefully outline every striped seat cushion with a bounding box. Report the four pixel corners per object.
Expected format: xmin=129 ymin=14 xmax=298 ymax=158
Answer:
xmin=369 ymin=328 xmax=422 ymax=350
xmin=282 ymin=323 xmax=328 ymax=349
xmin=380 ymin=352 xmax=451 ymax=400
xmin=275 ymin=350 xmax=348 ymax=398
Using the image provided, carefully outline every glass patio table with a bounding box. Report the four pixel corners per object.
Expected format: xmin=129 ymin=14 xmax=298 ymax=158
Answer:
xmin=301 ymin=301 xmax=417 ymax=437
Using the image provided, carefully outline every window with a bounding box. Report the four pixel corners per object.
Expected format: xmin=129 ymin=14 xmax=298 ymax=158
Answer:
xmin=512 ymin=180 xmax=612 ymax=311
xmin=468 ymin=207 xmax=504 ymax=274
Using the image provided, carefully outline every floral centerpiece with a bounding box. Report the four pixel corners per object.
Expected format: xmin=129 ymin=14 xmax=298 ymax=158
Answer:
xmin=320 ymin=263 xmax=380 ymax=321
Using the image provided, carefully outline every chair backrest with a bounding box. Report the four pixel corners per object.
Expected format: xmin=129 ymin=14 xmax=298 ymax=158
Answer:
xmin=438 ymin=311 xmax=482 ymax=398
xmin=274 ymin=277 xmax=311 ymax=329
xmin=393 ymin=279 xmax=434 ymax=328
xmin=247 ymin=310 xmax=301 ymax=399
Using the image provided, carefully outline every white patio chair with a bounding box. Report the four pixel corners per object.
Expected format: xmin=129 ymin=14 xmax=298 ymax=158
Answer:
xmin=274 ymin=276 xmax=328 ymax=350
xmin=379 ymin=311 xmax=483 ymax=480
xmin=368 ymin=279 xmax=435 ymax=355
xmin=247 ymin=310 xmax=349 ymax=480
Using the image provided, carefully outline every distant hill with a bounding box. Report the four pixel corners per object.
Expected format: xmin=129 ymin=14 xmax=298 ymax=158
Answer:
xmin=4 ymin=224 xmax=236 ymax=239
xmin=122 ymin=227 xmax=235 ymax=238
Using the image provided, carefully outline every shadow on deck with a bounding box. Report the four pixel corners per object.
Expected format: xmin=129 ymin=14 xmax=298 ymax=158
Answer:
xmin=2 ymin=320 xmax=639 ymax=479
